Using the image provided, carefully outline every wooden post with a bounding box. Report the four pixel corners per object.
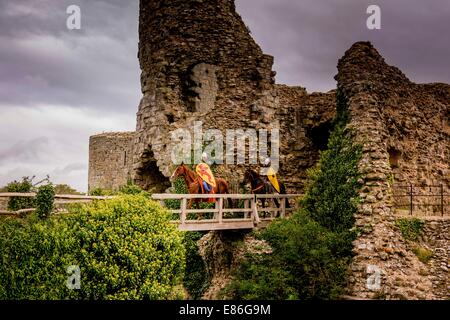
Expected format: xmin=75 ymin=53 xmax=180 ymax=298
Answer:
xmin=181 ymin=198 xmax=187 ymax=224
xmin=251 ymin=196 xmax=260 ymax=225
xmin=244 ymin=200 xmax=249 ymax=219
xmin=218 ymin=198 xmax=223 ymax=224
xmin=280 ymin=196 xmax=286 ymax=218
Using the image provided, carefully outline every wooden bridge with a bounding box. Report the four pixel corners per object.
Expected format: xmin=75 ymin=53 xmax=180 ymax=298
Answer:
xmin=0 ymin=192 xmax=302 ymax=231
xmin=152 ymin=193 xmax=303 ymax=231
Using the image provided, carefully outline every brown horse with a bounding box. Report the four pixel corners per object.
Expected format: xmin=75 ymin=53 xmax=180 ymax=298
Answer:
xmin=170 ymin=164 xmax=232 ymax=209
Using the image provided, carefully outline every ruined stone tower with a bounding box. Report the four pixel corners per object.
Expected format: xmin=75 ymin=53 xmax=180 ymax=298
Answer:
xmin=89 ymin=0 xmax=335 ymax=193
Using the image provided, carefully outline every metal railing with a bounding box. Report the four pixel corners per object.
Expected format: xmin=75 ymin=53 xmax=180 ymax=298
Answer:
xmin=392 ymin=184 xmax=449 ymax=216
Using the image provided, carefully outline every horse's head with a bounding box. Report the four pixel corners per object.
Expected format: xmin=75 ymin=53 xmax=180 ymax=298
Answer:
xmin=243 ymin=169 xmax=254 ymax=185
xmin=170 ymin=164 xmax=187 ymax=182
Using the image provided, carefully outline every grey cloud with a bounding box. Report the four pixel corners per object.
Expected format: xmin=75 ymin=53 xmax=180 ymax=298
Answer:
xmin=0 ymin=137 xmax=49 ymax=165
xmin=52 ymin=163 xmax=85 ymax=176
xmin=236 ymin=0 xmax=450 ymax=91
xmin=0 ymin=0 xmax=140 ymax=112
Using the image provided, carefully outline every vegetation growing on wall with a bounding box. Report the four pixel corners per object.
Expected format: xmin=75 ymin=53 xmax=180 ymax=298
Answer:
xmin=395 ymin=218 xmax=425 ymax=241
xmin=224 ymin=89 xmax=362 ymax=300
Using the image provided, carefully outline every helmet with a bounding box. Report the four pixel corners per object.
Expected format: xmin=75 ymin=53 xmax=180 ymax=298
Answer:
xmin=201 ymin=152 xmax=209 ymax=163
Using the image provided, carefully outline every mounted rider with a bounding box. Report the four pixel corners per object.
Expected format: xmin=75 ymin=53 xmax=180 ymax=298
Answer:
xmin=196 ymin=152 xmax=217 ymax=196
xmin=261 ymin=157 xmax=281 ymax=193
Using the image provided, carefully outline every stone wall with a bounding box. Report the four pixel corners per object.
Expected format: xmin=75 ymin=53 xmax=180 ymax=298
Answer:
xmin=421 ymin=218 xmax=449 ymax=298
xmin=88 ymin=132 xmax=135 ymax=192
xmin=337 ymin=42 xmax=449 ymax=299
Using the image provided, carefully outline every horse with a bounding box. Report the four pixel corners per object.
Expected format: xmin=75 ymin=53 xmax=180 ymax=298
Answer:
xmin=170 ymin=164 xmax=232 ymax=209
xmin=243 ymin=169 xmax=290 ymax=215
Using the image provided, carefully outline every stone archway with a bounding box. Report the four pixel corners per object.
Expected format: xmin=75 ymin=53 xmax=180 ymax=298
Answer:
xmin=135 ymin=147 xmax=171 ymax=193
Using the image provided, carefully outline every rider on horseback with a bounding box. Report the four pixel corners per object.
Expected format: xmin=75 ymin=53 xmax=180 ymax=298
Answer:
xmin=261 ymin=157 xmax=281 ymax=194
xmin=196 ymin=152 xmax=216 ymax=194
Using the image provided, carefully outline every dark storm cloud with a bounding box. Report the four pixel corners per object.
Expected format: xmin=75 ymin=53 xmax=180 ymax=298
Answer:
xmin=236 ymin=0 xmax=450 ymax=92
xmin=0 ymin=137 xmax=49 ymax=165
xmin=0 ymin=0 xmax=140 ymax=111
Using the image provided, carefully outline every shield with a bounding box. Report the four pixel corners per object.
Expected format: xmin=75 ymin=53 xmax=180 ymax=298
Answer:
xmin=196 ymin=163 xmax=217 ymax=188
xmin=266 ymin=167 xmax=281 ymax=193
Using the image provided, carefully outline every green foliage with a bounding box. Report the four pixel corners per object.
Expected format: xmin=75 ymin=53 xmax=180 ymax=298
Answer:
xmin=395 ymin=218 xmax=425 ymax=241
xmin=119 ymin=181 xmax=147 ymax=196
xmin=301 ymin=123 xmax=362 ymax=232
xmin=6 ymin=177 xmax=35 ymax=211
xmin=225 ymin=211 xmax=353 ymax=300
xmin=88 ymin=188 xmax=115 ymax=196
xmin=35 ymin=184 xmax=55 ymax=219
xmin=183 ymin=232 xmax=210 ymax=299
xmin=54 ymin=184 xmax=82 ymax=195
xmin=0 ymin=195 xmax=185 ymax=300
xmin=0 ymin=215 xmax=78 ymax=299
xmin=225 ymin=89 xmax=361 ymax=300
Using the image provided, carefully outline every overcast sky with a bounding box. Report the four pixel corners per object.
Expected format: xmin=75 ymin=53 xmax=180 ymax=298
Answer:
xmin=0 ymin=0 xmax=449 ymax=192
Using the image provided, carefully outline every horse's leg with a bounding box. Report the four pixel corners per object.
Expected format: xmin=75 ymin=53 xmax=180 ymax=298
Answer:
xmin=281 ymin=183 xmax=290 ymax=209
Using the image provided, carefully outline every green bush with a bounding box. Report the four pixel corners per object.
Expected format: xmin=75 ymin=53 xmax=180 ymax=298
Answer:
xmin=395 ymin=218 xmax=425 ymax=241
xmin=119 ymin=182 xmax=146 ymax=195
xmin=0 ymin=215 xmax=77 ymax=299
xmin=35 ymin=184 xmax=55 ymax=219
xmin=301 ymin=124 xmax=362 ymax=232
xmin=224 ymin=211 xmax=353 ymax=300
xmin=6 ymin=177 xmax=35 ymax=211
xmin=0 ymin=194 xmax=186 ymax=300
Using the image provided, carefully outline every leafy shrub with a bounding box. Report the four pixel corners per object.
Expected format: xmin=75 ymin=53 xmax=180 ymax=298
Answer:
xmin=35 ymin=184 xmax=55 ymax=219
xmin=6 ymin=177 xmax=35 ymax=211
xmin=301 ymin=123 xmax=362 ymax=232
xmin=0 ymin=195 xmax=186 ymax=300
xmin=395 ymin=218 xmax=425 ymax=241
xmin=0 ymin=215 xmax=77 ymax=299
xmin=119 ymin=182 xmax=147 ymax=195
xmin=88 ymin=188 xmax=115 ymax=196
xmin=224 ymin=211 xmax=353 ymax=300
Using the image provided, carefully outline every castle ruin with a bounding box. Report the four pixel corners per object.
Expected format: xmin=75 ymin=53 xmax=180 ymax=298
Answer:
xmin=89 ymin=0 xmax=449 ymax=299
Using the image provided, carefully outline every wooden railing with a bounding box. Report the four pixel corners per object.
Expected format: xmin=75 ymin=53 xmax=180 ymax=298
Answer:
xmin=0 ymin=192 xmax=303 ymax=231
xmin=152 ymin=193 xmax=303 ymax=231
xmin=0 ymin=193 xmax=113 ymax=215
